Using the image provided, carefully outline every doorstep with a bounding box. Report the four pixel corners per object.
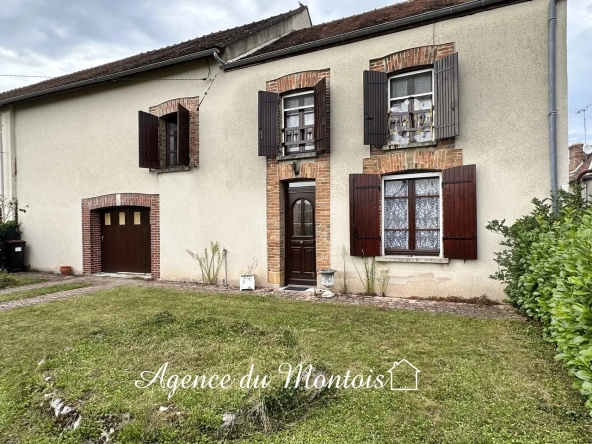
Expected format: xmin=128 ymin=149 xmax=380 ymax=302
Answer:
xmin=93 ymin=272 xmax=152 ymax=280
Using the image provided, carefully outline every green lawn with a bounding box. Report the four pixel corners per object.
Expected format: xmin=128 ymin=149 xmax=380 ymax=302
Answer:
xmin=0 ymin=271 xmax=47 ymax=289
xmin=0 ymin=287 xmax=590 ymax=443
xmin=0 ymin=282 xmax=90 ymax=303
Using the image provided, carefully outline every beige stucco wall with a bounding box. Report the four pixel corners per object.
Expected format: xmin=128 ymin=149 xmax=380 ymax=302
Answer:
xmin=0 ymin=0 xmax=567 ymax=299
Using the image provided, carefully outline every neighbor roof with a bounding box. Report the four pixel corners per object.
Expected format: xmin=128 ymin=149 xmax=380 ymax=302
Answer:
xmin=0 ymin=6 xmax=307 ymax=105
xmin=230 ymin=0 xmax=526 ymax=68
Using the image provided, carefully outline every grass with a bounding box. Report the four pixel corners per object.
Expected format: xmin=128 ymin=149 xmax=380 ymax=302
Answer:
xmin=0 ymin=286 xmax=590 ymax=443
xmin=0 ymin=282 xmax=90 ymax=303
xmin=0 ymin=271 xmax=47 ymax=289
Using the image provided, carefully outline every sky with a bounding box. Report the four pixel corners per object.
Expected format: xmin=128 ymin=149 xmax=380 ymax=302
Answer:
xmin=0 ymin=0 xmax=590 ymax=144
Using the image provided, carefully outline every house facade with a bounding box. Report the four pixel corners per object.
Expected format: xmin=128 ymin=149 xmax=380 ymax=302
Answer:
xmin=0 ymin=0 xmax=568 ymax=299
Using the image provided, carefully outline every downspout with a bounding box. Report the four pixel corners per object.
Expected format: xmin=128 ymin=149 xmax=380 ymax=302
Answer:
xmin=212 ymin=49 xmax=227 ymax=67
xmin=549 ymin=0 xmax=558 ymax=212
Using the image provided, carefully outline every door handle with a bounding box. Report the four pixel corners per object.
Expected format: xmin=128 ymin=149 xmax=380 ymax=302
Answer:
xmin=102 ymin=236 xmax=104 ymax=242
xmin=299 ymin=241 xmax=304 ymax=245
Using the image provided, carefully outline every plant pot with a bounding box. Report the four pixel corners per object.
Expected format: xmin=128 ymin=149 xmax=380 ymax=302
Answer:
xmin=319 ymin=269 xmax=336 ymax=289
xmin=239 ymin=274 xmax=255 ymax=291
xmin=60 ymin=266 xmax=72 ymax=276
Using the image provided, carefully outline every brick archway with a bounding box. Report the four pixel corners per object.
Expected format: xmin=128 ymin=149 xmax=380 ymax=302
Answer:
xmin=82 ymin=193 xmax=160 ymax=278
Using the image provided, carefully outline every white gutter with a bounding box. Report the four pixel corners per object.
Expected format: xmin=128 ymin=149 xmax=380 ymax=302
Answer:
xmin=222 ymin=0 xmax=527 ymax=70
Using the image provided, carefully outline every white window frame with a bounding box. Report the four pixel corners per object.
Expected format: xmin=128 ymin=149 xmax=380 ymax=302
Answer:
xmin=387 ymin=68 xmax=435 ymax=147
xmin=381 ymin=171 xmax=443 ymax=257
xmin=282 ymin=90 xmax=315 ymax=155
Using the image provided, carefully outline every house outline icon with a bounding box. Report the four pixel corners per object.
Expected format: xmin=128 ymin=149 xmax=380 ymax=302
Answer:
xmin=387 ymin=359 xmax=421 ymax=391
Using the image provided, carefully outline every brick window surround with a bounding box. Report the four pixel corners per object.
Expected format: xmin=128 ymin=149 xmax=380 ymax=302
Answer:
xmin=149 ymin=97 xmax=199 ymax=169
xmin=82 ymin=193 xmax=160 ymax=278
xmin=364 ymin=43 xmax=462 ymax=174
xmin=265 ymin=70 xmax=331 ymax=285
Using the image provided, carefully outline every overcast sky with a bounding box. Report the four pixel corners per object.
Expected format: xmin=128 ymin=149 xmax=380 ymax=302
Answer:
xmin=0 ymin=0 xmax=590 ymax=144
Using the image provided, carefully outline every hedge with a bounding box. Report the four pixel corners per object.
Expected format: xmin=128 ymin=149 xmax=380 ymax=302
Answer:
xmin=487 ymin=188 xmax=592 ymax=414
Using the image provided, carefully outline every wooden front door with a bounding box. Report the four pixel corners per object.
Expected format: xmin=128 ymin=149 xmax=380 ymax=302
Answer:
xmin=286 ymin=185 xmax=316 ymax=286
xmin=101 ymin=207 xmax=150 ymax=273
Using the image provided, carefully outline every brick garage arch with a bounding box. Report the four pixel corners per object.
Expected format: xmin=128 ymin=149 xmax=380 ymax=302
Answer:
xmin=82 ymin=193 xmax=160 ymax=278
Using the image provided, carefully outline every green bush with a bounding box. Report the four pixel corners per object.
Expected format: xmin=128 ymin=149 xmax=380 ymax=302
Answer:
xmin=487 ymin=188 xmax=592 ymax=414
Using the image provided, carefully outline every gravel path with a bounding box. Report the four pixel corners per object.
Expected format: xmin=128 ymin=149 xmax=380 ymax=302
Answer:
xmin=0 ymin=272 xmax=524 ymax=320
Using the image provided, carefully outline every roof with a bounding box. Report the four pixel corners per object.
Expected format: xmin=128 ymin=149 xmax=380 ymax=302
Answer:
xmin=0 ymin=6 xmax=307 ymax=105
xmin=233 ymin=0 xmax=525 ymax=67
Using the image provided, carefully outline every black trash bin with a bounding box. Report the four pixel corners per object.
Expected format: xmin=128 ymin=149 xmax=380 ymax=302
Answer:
xmin=6 ymin=240 xmax=26 ymax=272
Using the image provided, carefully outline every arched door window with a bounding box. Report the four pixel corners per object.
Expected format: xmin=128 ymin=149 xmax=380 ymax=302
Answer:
xmin=292 ymin=199 xmax=314 ymax=236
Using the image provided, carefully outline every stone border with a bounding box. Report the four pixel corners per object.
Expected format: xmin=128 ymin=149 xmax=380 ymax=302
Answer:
xmin=0 ymin=273 xmax=523 ymax=321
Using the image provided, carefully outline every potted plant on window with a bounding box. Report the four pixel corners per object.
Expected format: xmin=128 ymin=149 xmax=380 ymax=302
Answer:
xmin=240 ymin=259 xmax=257 ymax=291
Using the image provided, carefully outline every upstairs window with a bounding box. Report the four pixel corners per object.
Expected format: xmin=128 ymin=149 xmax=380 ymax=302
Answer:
xmin=389 ymin=70 xmax=433 ymax=147
xmin=283 ymin=92 xmax=315 ymax=154
xmin=138 ymin=102 xmax=190 ymax=169
xmin=363 ymin=52 xmax=459 ymax=148
xmin=258 ymin=77 xmax=329 ymax=157
xmin=163 ymin=114 xmax=180 ymax=167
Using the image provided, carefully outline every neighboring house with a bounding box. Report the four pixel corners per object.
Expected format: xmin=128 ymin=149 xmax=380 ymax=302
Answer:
xmin=0 ymin=0 xmax=568 ymax=299
xmin=569 ymin=143 xmax=592 ymax=199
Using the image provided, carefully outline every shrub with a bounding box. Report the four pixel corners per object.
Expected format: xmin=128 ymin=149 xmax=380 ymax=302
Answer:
xmin=187 ymin=241 xmax=226 ymax=285
xmin=487 ymin=187 xmax=592 ymax=414
xmin=351 ymin=253 xmax=376 ymax=295
xmin=0 ymin=272 xmax=18 ymax=289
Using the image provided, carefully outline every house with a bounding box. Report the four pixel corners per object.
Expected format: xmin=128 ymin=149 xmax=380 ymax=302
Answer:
xmin=0 ymin=0 xmax=568 ymax=299
xmin=569 ymin=143 xmax=592 ymax=200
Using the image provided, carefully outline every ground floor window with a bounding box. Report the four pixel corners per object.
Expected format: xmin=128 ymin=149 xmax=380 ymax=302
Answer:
xmin=383 ymin=173 xmax=441 ymax=256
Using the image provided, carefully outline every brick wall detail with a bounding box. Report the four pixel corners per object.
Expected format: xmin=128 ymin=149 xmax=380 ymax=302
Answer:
xmin=82 ymin=193 xmax=160 ymax=279
xmin=363 ymin=147 xmax=462 ymax=175
xmin=265 ymin=70 xmax=331 ymax=285
xmin=149 ymin=97 xmax=199 ymax=168
xmin=369 ymin=43 xmax=455 ymax=73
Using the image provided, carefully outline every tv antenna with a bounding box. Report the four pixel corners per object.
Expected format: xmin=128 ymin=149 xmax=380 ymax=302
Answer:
xmin=578 ymin=103 xmax=592 ymax=155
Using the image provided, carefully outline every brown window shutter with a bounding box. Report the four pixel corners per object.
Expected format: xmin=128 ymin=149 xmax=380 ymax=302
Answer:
xmin=349 ymin=174 xmax=381 ymax=257
xmin=363 ymin=70 xmax=388 ymax=146
xmin=434 ymin=52 xmax=459 ymax=139
xmin=314 ymin=77 xmax=329 ymax=152
xmin=138 ymin=111 xmax=159 ymax=169
xmin=442 ymin=164 xmax=477 ymax=259
xmin=258 ymin=91 xmax=279 ymax=157
xmin=177 ymin=103 xmax=190 ymax=166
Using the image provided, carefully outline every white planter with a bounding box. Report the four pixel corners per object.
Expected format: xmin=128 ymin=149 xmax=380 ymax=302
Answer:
xmin=240 ymin=274 xmax=255 ymax=291
xmin=319 ymin=269 xmax=336 ymax=289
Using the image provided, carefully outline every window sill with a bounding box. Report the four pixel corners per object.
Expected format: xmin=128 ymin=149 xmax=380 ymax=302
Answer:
xmin=150 ymin=166 xmax=192 ymax=174
xmin=376 ymin=256 xmax=449 ymax=264
xmin=383 ymin=140 xmax=438 ymax=151
xmin=277 ymin=152 xmax=317 ymax=161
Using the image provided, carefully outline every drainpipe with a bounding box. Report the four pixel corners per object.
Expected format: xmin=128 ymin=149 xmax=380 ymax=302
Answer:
xmin=549 ymin=0 xmax=558 ymax=212
xmin=212 ymin=49 xmax=227 ymax=67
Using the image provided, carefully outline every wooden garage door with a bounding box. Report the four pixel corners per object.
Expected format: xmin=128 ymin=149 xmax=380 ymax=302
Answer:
xmin=101 ymin=207 xmax=150 ymax=273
